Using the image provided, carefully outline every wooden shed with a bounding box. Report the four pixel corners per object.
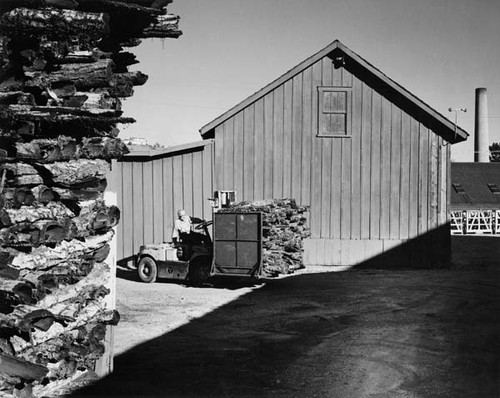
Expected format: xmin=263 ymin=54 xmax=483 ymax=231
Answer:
xmin=112 ymin=140 xmax=214 ymax=263
xmin=199 ymin=40 xmax=468 ymax=267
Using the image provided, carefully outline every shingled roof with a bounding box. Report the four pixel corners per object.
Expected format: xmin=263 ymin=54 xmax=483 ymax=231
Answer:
xmin=450 ymin=163 xmax=500 ymax=210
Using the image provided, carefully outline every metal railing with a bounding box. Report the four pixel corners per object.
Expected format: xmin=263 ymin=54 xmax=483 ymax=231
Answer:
xmin=450 ymin=209 xmax=500 ymax=235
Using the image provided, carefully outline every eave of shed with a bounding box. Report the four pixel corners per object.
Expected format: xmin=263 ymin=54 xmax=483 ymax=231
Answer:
xmin=120 ymin=139 xmax=213 ymax=161
xmin=199 ymin=40 xmax=468 ymax=144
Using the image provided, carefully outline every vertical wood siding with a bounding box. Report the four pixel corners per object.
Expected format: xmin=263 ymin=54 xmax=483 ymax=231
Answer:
xmin=212 ymin=55 xmax=450 ymax=266
xmin=113 ymin=142 xmax=214 ymax=262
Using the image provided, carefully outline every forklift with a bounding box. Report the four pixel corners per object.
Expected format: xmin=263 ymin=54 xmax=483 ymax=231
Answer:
xmin=136 ymin=191 xmax=263 ymax=284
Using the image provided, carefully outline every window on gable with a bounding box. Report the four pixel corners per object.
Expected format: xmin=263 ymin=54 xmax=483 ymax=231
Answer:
xmin=318 ymin=87 xmax=352 ymax=137
xmin=487 ymin=183 xmax=500 ymax=194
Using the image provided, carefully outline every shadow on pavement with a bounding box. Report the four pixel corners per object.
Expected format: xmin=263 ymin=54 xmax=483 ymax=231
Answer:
xmin=74 ymin=259 xmax=500 ymax=397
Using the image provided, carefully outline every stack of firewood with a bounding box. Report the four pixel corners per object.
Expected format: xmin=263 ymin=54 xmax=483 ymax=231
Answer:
xmin=0 ymin=0 xmax=181 ymax=396
xmin=219 ymin=199 xmax=310 ymax=276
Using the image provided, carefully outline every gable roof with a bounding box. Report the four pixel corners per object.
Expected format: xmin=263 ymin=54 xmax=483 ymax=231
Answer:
xmin=450 ymin=163 xmax=500 ymax=210
xmin=199 ymin=40 xmax=468 ymax=143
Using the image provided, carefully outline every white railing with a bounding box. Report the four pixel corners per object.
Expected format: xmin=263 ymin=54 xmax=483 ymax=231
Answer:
xmin=450 ymin=209 xmax=500 ymax=235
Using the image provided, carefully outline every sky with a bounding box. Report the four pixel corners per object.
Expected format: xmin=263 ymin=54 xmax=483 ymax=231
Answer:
xmin=120 ymin=0 xmax=500 ymax=162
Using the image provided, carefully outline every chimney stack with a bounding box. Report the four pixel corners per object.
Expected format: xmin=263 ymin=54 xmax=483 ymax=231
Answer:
xmin=474 ymin=87 xmax=490 ymax=162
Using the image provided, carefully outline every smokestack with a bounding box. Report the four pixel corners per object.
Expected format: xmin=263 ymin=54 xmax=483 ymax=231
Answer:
xmin=474 ymin=87 xmax=490 ymax=162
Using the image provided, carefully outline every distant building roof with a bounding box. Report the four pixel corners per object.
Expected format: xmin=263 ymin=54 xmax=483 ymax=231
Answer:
xmin=450 ymin=163 xmax=500 ymax=210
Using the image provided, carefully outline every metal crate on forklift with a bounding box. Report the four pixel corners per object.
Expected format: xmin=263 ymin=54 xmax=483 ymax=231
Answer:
xmin=211 ymin=211 xmax=263 ymax=278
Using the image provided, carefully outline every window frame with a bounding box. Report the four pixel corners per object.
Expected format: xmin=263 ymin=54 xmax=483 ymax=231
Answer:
xmin=317 ymin=86 xmax=352 ymax=138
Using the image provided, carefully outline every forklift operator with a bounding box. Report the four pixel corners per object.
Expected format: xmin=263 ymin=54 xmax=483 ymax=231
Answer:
xmin=172 ymin=209 xmax=206 ymax=245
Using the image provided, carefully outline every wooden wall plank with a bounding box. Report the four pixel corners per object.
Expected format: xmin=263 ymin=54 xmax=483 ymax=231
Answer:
xmin=332 ymin=62 xmax=342 ymax=86
xmin=233 ymin=112 xmax=244 ymax=198
xmin=418 ymin=125 xmax=429 ymax=234
xmin=214 ymin=126 xmax=224 ymax=190
xmin=350 ymin=75 xmax=362 ymax=238
xmin=132 ymin=162 xmax=144 ymax=255
xmin=321 ymin=138 xmax=332 ymax=238
xmin=310 ymin=60 xmax=322 ymax=238
xmin=162 ymin=158 xmax=174 ymax=241
xmin=429 ymin=133 xmax=438 ymax=230
xmin=409 ymin=118 xmax=419 ymax=238
xmin=399 ymin=112 xmax=411 ymax=238
xmin=369 ymin=91 xmax=381 ymax=239
xmin=301 ymin=68 xmax=312 ymax=207
xmin=320 ymin=58 xmax=332 ymax=238
xmin=272 ymin=85 xmax=284 ymax=198
xmin=243 ymin=105 xmax=255 ymax=200
xmin=143 ymin=161 xmax=154 ymax=245
xmin=291 ymin=73 xmax=303 ymax=203
xmin=263 ymin=93 xmax=274 ymax=198
xmin=438 ymin=138 xmax=448 ymax=226
xmin=172 ymin=155 xmax=183 ymax=216
xmin=282 ymin=79 xmax=293 ymax=198
xmin=339 ymin=67 xmax=353 ymax=239
xmin=360 ymin=82 xmax=372 ymax=239
xmin=342 ymin=68 xmax=353 ymax=87
xmin=223 ymin=120 xmax=234 ymax=190
xmin=119 ymin=163 xmax=131 ymax=260
xmin=192 ymin=150 xmax=204 ymax=219
xmin=340 ymin=138 xmax=352 ymax=239
xmin=330 ymin=138 xmax=342 ymax=239
xmin=152 ymin=159 xmax=163 ymax=243
xmin=182 ymin=152 xmax=194 ymax=216
xmin=254 ymin=98 xmax=265 ymax=200
xmin=113 ymin=163 xmax=124 ymax=260
xmin=202 ymin=143 xmax=214 ymax=220
xmin=389 ymin=105 xmax=401 ymax=239
xmin=379 ymin=97 xmax=392 ymax=239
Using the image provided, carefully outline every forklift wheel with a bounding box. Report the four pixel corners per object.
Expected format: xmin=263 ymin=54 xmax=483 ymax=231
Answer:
xmin=188 ymin=259 xmax=211 ymax=285
xmin=137 ymin=256 xmax=157 ymax=283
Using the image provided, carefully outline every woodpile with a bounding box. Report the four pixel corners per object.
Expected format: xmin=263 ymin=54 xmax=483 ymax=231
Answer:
xmin=219 ymin=199 xmax=310 ymax=277
xmin=0 ymin=0 xmax=181 ymax=396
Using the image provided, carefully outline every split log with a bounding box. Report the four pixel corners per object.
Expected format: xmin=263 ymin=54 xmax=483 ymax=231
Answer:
xmin=142 ymin=14 xmax=182 ymax=38
xmin=44 ymin=159 xmax=109 ymax=187
xmin=0 ymin=91 xmax=35 ymax=107
xmin=0 ymin=352 xmax=48 ymax=381
xmin=8 ymin=231 xmax=113 ymax=270
xmin=52 ymin=186 xmax=103 ymax=201
xmin=0 ymin=218 xmax=75 ymax=247
xmin=0 ymin=279 xmax=33 ymax=306
xmin=106 ymin=71 xmax=148 ymax=97
xmin=1 ymin=187 xmax=36 ymax=208
xmin=81 ymin=137 xmax=129 ymax=160
xmin=0 ymin=8 xmax=109 ymax=41
xmin=0 ymin=162 xmax=44 ymax=186
xmin=4 ymin=202 xmax=74 ymax=225
xmin=73 ymin=200 xmax=120 ymax=237
xmin=31 ymin=184 xmax=54 ymax=204
xmin=63 ymin=92 xmax=121 ymax=110
xmin=16 ymin=137 xmax=77 ymax=163
xmin=26 ymin=59 xmax=113 ymax=90
xmin=7 ymin=104 xmax=123 ymax=118
xmin=1 ymin=105 xmax=135 ymax=125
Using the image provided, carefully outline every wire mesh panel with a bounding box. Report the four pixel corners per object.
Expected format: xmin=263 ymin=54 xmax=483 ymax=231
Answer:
xmin=212 ymin=212 xmax=262 ymax=277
